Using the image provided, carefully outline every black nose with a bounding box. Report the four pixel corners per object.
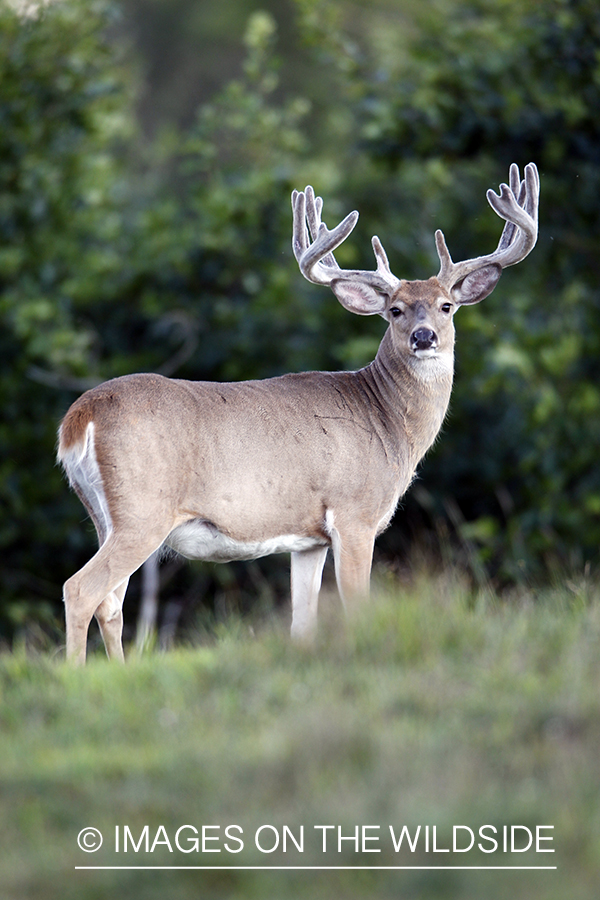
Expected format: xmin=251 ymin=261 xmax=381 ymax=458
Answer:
xmin=411 ymin=327 xmax=437 ymax=351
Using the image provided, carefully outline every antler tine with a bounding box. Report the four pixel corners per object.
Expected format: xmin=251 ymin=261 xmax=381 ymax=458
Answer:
xmin=372 ymin=235 xmax=396 ymax=279
xmin=495 ymin=163 xmax=521 ymax=252
xmin=509 ymin=161 xmax=521 ymax=197
xmin=291 ymin=186 xmax=400 ymax=294
xmin=305 ymin=186 xmax=339 ymax=271
xmin=291 ymin=189 xmax=309 ymax=264
xmin=437 ymin=162 xmax=539 ymax=290
xmin=294 ymin=193 xmax=360 ymax=286
xmin=486 ymin=163 xmax=539 ymax=259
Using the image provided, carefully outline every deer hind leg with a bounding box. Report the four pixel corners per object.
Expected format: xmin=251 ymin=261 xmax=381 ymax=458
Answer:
xmin=329 ymin=518 xmax=374 ymax=616
xmin=290 ymin=545 xmax=328 ymax=642
xmin=94 ymin=579 xmax=129 ymax=662
xmin=64 ymin=530 xmax=168 ymax=665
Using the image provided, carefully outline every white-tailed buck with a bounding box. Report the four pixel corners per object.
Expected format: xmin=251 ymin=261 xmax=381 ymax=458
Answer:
xmin=59 ymin=163 xmax=539 ymax=663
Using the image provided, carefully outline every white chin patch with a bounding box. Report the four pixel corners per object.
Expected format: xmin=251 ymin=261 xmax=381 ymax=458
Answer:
xmin=410 ymin=351 xmax=454 ymax=381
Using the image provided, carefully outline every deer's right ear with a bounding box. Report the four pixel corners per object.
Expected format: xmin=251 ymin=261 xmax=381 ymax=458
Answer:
xmin=330 ymin=279 xmax=388 ymax=316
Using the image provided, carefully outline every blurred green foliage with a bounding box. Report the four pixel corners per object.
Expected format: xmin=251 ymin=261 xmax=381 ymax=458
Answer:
xmin=1 ymin=0 xmax=600 ymax=643
xmin=0 ymin=0 xmax=138 ymax=636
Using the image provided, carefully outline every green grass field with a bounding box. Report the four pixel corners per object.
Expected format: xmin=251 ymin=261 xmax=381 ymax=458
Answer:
xmin=1 ymin=570 xmax=599 ymax=899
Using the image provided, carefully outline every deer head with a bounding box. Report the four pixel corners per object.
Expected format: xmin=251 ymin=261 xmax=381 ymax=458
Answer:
xmin=292 ymin=163 xmax=539 ymax=376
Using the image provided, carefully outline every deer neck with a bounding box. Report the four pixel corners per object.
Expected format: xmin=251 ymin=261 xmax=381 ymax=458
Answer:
xmin=360 ymin=327 xmax=454 ymax=464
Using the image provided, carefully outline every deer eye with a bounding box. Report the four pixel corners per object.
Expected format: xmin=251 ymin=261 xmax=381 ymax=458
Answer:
xmin=441 ymin=303 xmax=453 ymax=314
xmin=389 ymin=306 xmax=403 ymax=318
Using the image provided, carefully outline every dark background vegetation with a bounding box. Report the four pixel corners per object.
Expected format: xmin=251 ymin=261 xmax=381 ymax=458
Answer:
xmin=2 ymin=0 xmax=600 ymax=646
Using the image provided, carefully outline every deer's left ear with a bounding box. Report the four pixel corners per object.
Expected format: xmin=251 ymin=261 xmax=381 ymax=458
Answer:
xmin=451 ymin=264 xmax=502 ymax=306
xmin=330 ymin=278 xmax=389 ymax=316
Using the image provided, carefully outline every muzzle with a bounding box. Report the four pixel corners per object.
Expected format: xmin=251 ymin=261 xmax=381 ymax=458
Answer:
xmin=411 ymin=327 xmax=437 ymax=353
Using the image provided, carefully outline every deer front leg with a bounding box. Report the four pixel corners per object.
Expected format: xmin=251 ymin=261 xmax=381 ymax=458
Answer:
xmin=290 ymin=545 xmax=328 ymax=642
xmin=330 ymin=523 xmax=374 ymax=615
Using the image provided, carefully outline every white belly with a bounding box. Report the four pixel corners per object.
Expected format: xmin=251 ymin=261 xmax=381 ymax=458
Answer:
xmin=166 ymin=519 xmax=326 ymax=562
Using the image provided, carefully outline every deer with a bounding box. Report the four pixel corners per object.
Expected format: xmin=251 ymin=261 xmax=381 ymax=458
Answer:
xmin=58 ymin=163 xmax=539 ymax=663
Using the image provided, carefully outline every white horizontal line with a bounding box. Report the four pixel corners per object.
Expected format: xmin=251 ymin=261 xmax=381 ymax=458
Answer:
xmin=75 ymin=865 xmax=558 ymax=871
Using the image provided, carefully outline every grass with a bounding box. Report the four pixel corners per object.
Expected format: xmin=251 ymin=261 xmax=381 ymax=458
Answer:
xmin=1 ymin=569 xmax=599 ymax=899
